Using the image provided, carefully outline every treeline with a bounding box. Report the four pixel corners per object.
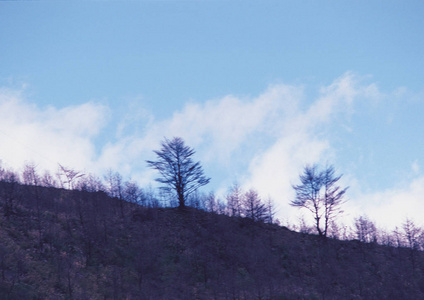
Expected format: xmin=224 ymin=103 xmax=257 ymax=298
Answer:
xmin=1 ymin=160 xmax=424 ymax=298
xmin=0 ymin=161 xmax=289 ymax=299
xmin=0 ymin=161 xmax=275 ymax=222
xmin=313 ymin=215 xmax=424 ymax=251
xmin=3 ymin=160 xmax=424 ymax=254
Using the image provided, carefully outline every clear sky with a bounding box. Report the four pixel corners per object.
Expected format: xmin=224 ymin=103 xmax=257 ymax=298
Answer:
xmin=1 ymin=1 xmax=424 ymax=230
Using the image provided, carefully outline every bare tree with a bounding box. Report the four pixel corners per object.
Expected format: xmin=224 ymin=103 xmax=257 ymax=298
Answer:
xmin=77 ymin=173 xmax=105 ymax=192
xmin=23 ymin=164 xmax=43 ymax=238
xmin=104 ymin=170 xmax=123 ymax=199
xmin=242 ymin=189 xmax=267 ymax=222
xmin=104 ymin=170 xmax=126 ymax=217
xmin=355 ymin=216 xmax=377 ymax=243
xmin=41 ymin=170 xmax=58 ymax=188
xmin=0 ymin=170 xmax=20 ymax=220
xmin=146 ymin=137 xmax=210 ymax=208
xmin=402 ymin=218 xmax=422 ymax=272
xmin=321 ymin=166 xmax=347 ymax=235
xmin=226 ymin=183 xmax=243 ymax=217
xmin=22 ymin=162 xmax=40 ymax=186
xmin=204 ymin=192 xmax=218 ymax=213
xmin=58 ymin=164 xmax=85 ymax=190
xmin=265 ymin=197 xmax=276 ymax=224
xmin=403 ymin=218 xmax=421 ymax=250
xmin=291 ymin=164 xmax=347 ymax=237
xmin=123 ymin=181 xmax=143 ymax=205
xmin=216 ymin=197 xmax=227 ymax=215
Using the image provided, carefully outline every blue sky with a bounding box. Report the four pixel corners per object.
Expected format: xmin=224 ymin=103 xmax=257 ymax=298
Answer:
xmin=1 ymin=1 xmax=424 ymax=229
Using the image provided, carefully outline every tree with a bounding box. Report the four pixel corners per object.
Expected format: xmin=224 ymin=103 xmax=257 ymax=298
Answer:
xmin=104 ymin=170 xmax=126 ymax=217
xmin=57 ymin=164 xmax=84 ymax=190
xmin=355 ymin=215 xmax=377 ymax=243
xmin=0 ymin=169 xmax=20 ymax=220
xmin=226 ymin=183 xmax=243 ymax=217
xmin=265 ymin=197 xmax=276 ymax=224
xmin=146 ymin=137 xmax=210 ymax=208
xmin=104 ymin=170 xmax=123 ymax=199
xmin=204 ymin=192 xmax=218 ymax=213
xmin=242 ymin=189 xmax=267 ymax=222
xmin=123 ymin=181 xmax=143 ymax=205
xmin=22 ymin=162 xmax=40 ymax=186
xmin=22 ymin=163 xmax=44 ymax=250
xmin=290 ymin=164 xmax=347 ymax=237
xmin=403 ymin=218 xmax=421 ymax=250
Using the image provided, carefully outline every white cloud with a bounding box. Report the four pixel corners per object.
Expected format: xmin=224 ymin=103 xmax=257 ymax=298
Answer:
xmin=0 ymin=87 xmax=109 ymax=174
xmin=355 ymin=176 xmax=424 ymax=230
xmin=241 ymin=72 xmax=382 ymax=224
xmin=153 ymin=83 xmax=303 ymax=163
xmin=0 ymin=73 xmax=421 ymax=232
xmin=97 ymin=83 xmax=303 ymax=184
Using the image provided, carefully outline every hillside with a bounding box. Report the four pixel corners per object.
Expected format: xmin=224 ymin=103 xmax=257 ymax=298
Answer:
xmin=0 ymin=182 xmax=424 ymax=299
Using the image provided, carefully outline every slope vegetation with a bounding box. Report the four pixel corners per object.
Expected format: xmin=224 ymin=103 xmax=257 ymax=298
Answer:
xmin=0 ymin=182 xmax=423 ymax=299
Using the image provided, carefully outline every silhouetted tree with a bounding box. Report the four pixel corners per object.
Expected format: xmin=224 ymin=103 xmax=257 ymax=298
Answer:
xmin=204 ymin=192 xmax=218 ymax=213
xmin=77 ymin=173 xmax=105 ymax=192
xmin=265 ymin=197 xmax=276 ymax=224
xmin=22 ymin=162 xmax=39 ymax=186
xmin=143 ymin=185 xmax=160 ymax=207
xmin=402 ymin=218 xmax=422 ymax=272
xmin=58 ymin=164 xmax=84 ymax=190
xmin=22 ymin=163 xmax=45 ymax=250
xmin=0 ymin=170 xmax=20 ymax=220
xmin=242 ymin=189 xmax=267 ymax=222
xmin=41 ymin=170 xmax=58 ymax=188
xmin=105 ymin=170 xmax=129 ymax=217
xmin=123 ymin=181 xmax=143 ymax=205
xmin=291 ymin=164 xmax=347 ymax=237
xmin=403 ymin=218 xmax=421 ymax=250
xmin=355 ymin=216 xmax=377 ymax=243
xmin=216 ymin=197 xmax=227 ymax=215
xmin=226 ymin=183 xmax=243 ymax=217
xmin=104 ymin=170 xmax=123 ymax=199
xmin=146 ymin=137 xmax=210 ymax=208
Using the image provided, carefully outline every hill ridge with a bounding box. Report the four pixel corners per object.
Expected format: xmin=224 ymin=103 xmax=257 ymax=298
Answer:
xmin=0 ymin=182 xmax=423 ymax=299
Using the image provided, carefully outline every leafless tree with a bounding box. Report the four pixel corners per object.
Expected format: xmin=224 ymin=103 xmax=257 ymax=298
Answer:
xmin=265 ymin=197 xmax=276 ymax=224
xmin=242 ymin=189 xmax=267 ymax=222
xmin=58 ymin=164 xmax=85 ymax=190
xmin=402 ymin=218 xmax=422 ymax=272
xmin=403 ymin=218 xmax=421 ymax=250
xmin=22 ymin=162 xmax=40 ymax=186
xmin=104 ymin=170 xmax=123 ymax=199
xmin=41 ymin=170 xmax=58 ymax=188
xmin=204 ymin=192 xmax=218 ymax=213
xmin=146 ymin=137 xmax=210 ymax=208
xmin=216 ymin=197 xmax=227 ymax=215
xmin=123 ymin=180 xmax=143 ymax=205
xmin=104 ymin=170 xmax=126 ymax=217
xmin=355 ymin=216 xmax=377 ymax=243
xmin=143 ymin=185 xmax=160 ymax=207
xmin=393 ymin=226 xmax=404 ymax=248
xmin=297 ymin=215 xmax=313 ymax=234
xmin=291 ymin=164 xmax=347 ymax=237
xmin=22 ymin=163 xmax=44 ymax=249
xmin=226 ymin=183 xmax=243 ymax=217
xmin=0 ymin=170 xmax=20 ymax=220
xmin=76 ymin=173 xmax=105 ymax=192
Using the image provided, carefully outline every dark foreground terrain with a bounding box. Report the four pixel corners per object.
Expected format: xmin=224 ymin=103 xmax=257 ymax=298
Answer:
xmin=0 ymin=182 xmax=423 ymax=299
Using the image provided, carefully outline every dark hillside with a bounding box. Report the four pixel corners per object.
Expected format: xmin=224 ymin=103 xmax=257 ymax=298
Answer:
xmin=0 ymin=183 xmax=423 ymax=299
